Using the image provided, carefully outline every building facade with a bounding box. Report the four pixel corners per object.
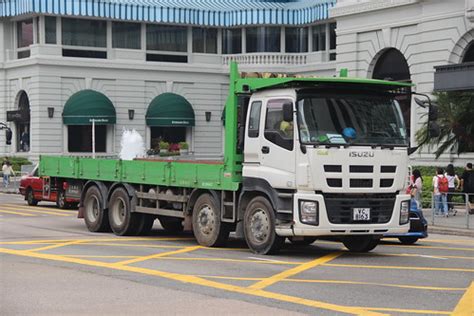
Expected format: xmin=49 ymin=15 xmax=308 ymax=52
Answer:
xmin=0 ymin=0 xmax=473 ymax=165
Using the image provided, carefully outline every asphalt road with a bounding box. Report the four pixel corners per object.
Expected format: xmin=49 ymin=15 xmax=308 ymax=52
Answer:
xmin=0 ymin=193 xmax=472 ymax=316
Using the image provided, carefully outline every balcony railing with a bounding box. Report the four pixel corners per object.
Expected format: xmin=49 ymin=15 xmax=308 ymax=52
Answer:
xmin=222 ymin=53 xmax=308 ymax=65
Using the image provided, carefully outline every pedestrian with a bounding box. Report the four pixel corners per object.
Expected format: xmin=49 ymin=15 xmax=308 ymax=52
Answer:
xmin=433 ymin=167 xmax=448 ymax=216
xmin=2 ymin=160 xmax=15 ymax=188
xmin=411 ymin=169 xmax=423 ymax=210
xmin=445 ymin=164 xmax=460 ymax=212
xmin=460 ymin=163 xmax=474 ymax=214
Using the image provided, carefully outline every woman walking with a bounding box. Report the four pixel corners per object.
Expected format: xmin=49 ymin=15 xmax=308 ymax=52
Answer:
xmin=445 ymin=164 xmax=460 ymax=212
xmin=411 ymin=169 xmax=423 ymax=210
xmin=2 ymin=160 xmax=15 ymax=188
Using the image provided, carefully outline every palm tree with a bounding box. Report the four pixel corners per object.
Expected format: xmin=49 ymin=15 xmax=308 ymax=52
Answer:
xmin=416 ymin=91 xmax=474 ymax=158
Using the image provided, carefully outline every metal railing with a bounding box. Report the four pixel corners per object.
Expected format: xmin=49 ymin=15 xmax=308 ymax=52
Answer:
xmin=428 ymin=192 xmax=473 ymax=229
xmin=222 ymin=53 xmax=308 ymax=65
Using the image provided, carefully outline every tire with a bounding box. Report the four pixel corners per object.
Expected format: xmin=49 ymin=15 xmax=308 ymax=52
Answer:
xmin=288 ymin=237 xmax=317 ymax=246
xmin=398 ymin=237 xmax=419 ymax=245
xmin=26 ymin=188 xmax=38 ymax=206
xmin=342 ymin=235 xmax=379 ymax=252
xmin=108 ymin=187 xmax=142 ymax=236
xmin=56 ymin=191 xmax=67 ymax=209
xmin=192 ymin=193 xmax=230 ymax=247
xmin=83 ymin=185 xmax=110 ymax=232
xmin=158 ymin=216 xmax=183 ymax=233
xmin=138 ymin=214 xmax=155 ymax=235
xmin=243 ymin=196 xmax=285 ymax=255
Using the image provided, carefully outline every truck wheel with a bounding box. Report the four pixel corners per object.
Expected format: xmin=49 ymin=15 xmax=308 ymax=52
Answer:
xmin=56 ymin=191 xmax=67 ymax=209
xmin=158 ymin=216 xmax=183 ymax=233
xmin=138 ymin=214 xmax=155 ymax=235
xmin=342 ymin=235 xmax=379 ymax=252
xmin=84 ymin=186 xmax=110 ymax=232
xmin=244 ymin=196 xmax=285 ymax=255
xmin=288 ymin=237 xmax=317 ymax=246
xmin=108 ymin=188 xmax=141 ymax=236
xmin=398 ymin=237 xmax=418 ymax=245
xmin=26 ymin=188 xmax=38 ymax=206
xmin=192 ymin=193 xmax=230 ymax=247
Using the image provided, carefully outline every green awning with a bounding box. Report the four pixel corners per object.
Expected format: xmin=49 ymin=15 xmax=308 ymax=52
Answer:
xmin=146 ymin=93 xmax=195 ymax=127
xmin=63 ymin=90 xmax=116 ymax=125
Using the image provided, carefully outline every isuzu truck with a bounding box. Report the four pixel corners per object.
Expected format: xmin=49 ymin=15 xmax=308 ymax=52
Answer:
xmin=38 ymin=62 xmax=417 ymax=254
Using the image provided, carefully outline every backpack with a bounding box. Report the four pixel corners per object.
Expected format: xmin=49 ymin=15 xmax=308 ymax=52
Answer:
xmin=437 ymin=176 xmax=449 ymax=193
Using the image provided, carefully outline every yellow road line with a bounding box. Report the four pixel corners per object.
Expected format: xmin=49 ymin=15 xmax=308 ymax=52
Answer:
xmin=67 ymin=255 xmax=140 ymax=259
xmin=85 ymin=242 xmax=185 ymax=249
xmin=0 ymin=237 xmax=195 ymax=245
xmin=452 ymin=281 xmax=474 ymax=315
xmin=425 ymin=239 xmax=474 ymax=246
xmin=199 ymin=275 xmax=466 ymax=291
xmin=156 ymin=256 xmax=301 ymax=265
xmin=0 ymin=247 xmax=384 ymax=315
xmin=1 ymin=205 xmax=71 ymax=216
xmin=29 ymin=240 xmax=87 ymax=252
xmin=114 ymin=245 xmax=203 ymax=266
xmin=354 ymin=306 xmax=451 ymax=315
xmin=360 ymin=252 xmax=474 ymax=260
xmin=3 ymin=204 xmax=77 ymax=214
xmin=323 ymin=263 xmax=474 ymax=273
xmin=0 ymin=209 xmax=36 ymax=216
xmin=248 ymin=252 xmax=342 ymax=290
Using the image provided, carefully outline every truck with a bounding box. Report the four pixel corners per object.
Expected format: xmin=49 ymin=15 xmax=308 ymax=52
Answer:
xmin=38 ymin=62 xmax=424 ymax=254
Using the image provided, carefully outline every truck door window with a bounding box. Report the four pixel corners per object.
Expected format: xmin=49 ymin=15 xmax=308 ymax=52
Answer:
xmin=264 ymin=99 xmax=294 ymax=151
xmin=248 ymin=101 xmax=262 ymax=138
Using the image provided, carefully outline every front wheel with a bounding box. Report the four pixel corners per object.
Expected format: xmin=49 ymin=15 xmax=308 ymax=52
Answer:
xmin=192 ymin=193 xmax=230 ymax=247
xmin=26 ymin=188 xmax=38 ymax=206
xmin=398 ymin=237 xmax=419 ymax=245
xmin=243 ymin=196 xmax=285 ymax=255
xmin=342 ymin=235 xmax=379 ymax=252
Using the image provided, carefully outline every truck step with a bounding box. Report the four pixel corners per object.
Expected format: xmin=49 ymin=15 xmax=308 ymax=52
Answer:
xmin=277 ymin=193 xmax=293 ymax=199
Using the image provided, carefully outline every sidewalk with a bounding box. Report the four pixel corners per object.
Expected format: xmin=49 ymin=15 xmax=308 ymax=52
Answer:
xmin=422 ymin=208 xmax=474 ymax=237
xmin=0 ymin=177 xmax=20 ymax=194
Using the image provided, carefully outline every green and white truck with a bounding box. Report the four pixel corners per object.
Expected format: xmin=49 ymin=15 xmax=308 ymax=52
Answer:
xmin=39 ymin=62 xmax=417 ymax=254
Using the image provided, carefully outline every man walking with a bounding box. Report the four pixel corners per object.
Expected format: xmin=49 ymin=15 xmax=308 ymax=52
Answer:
xmin=433 ymin=167 xmax=449 ymax=217
xmin=460 ymin=163 xmax=474 ymax=214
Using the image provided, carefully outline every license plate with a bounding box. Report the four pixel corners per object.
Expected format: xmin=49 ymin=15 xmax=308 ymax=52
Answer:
xmin=353 ymin=208 xmax=370 ymax=221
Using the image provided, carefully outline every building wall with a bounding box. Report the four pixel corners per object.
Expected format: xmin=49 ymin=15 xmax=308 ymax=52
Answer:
xmin=332 ymin=0 xmax=474 ymax=166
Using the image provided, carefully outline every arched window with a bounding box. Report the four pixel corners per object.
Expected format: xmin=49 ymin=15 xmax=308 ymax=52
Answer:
xmin=462 ymin=41 xmax=474 ymax=63
xmin=16 ymin=91 xmax=30 ymax=152
xmin=372 ymin=48 xmax=411 ymax=136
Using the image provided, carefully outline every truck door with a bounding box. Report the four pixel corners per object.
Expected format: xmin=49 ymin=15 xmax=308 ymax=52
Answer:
xmin=259 ymin=98 xmax=296 ymax=189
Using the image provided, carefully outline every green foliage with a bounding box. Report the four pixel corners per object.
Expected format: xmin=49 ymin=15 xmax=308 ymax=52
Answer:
xmin=416 ymin=91 xmax=474 ymax=158
xmin=159 ymin=140 xmax=169 ymax=150
xmin=0 ymin=156 xmax=32 ymax=172
xmin=179 ymin=142 xmax=189 ymax=150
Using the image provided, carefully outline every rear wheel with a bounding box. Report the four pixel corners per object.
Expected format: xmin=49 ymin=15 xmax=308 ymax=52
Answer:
xmin=244 ymin=196 xmax=285 ymax=255
xmin=84 ymin=186 xmax=109 ymax=232
xmin=342 ymin=235 xmax=379 ymax=252
xmin=108 ymin=188 xmax=141 ymax=236
xmin=398 ymin=237 xmax=419 ymax=245
xmin=26 ymin=188 xmax=38 ymax=206
xmin=158 ymin=216 xmax=183 ymax=233
xmin=288 ymin=237 xmax=317 ymax=246
xmin=192 ymin=193 xmax=230 ymax=247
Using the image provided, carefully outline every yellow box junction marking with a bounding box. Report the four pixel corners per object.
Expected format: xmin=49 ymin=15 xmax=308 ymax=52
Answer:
xmin=323 ymin=263 xmax=474 ymax=273
xmin=29 ymin=240 xmax=88 ymax=252
xmin=3 ymin=204 xmax=77 ymax=214
xmin=248 ymin=252 xmax=342 ymax=290
xmin=0 ymin=246 xmax=381 ymax=315
xmin=0 ymin=209 xmax=36 ymax=216
xmin=1 ymin=205 xmax=71 ymax=216
xmin=452 ymin=281 xmax=474 ymax=316
xmin=114 ymin=245 xmax=203 ymax=266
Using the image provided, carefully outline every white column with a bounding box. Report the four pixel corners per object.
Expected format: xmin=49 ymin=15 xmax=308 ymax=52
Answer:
xmin=56 ymin=17 xmax=61 ymax=45
xmin=38 ymin=16 xmax=45 ymax=44
xmin=308 ymin=26 xmax=313 ymax=52
xmin=280 ymin=26 xmax=285 ymax=53
xmin=106 ymin=20 xmax=112 ymax=50
xmin=217 ymin=28 xmax=222 ymax=55
xmin=241 ymin=28 xmax=246 ymax=53
xmin=32 ymin=17 xmax=38 ymax=44
xmin=141 ymin=23 xmax=146 ymax=51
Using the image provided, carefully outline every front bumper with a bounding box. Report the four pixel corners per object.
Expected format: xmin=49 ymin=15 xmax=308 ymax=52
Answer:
xmin=276 ymin=192 xmax=410 ymax=237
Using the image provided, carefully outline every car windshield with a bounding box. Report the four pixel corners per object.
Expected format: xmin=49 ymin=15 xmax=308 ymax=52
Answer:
xmin=296 ymin=92 xmax=408 ymax=146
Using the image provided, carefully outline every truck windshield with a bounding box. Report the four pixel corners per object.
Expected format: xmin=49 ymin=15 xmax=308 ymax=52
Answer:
xmin=296 ymin=92 xmax=408 ymax=147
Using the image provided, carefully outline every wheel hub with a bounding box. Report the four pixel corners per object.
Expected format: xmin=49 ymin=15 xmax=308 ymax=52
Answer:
xmin=198 ymin=205 xmax=215 ymax=235
xmin=86 ymin=196 xmax=100 ymax=221
xmin=249 ymin=209 xmax=270 ymax=244
xmin=112 ymin=197 xmax=126 ymax=225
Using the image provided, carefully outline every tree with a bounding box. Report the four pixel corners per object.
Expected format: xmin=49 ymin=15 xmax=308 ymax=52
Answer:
xmin=416 ymin=91 xmax=474 ymax=158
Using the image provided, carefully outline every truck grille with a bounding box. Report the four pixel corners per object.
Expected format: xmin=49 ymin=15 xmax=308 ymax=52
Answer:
xmin=323 ymin=165 xmax=396 ymax=188
xmin=324 ymin=193 xmax=395 ymax=224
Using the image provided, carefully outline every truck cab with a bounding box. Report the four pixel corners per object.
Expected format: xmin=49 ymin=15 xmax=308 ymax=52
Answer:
xmin=239 ymin=84 xmax=411 ymax=252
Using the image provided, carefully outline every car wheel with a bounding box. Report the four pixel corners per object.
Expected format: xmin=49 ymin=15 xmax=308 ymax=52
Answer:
xmin=26 ymin=188 xmax=38 ymax=206
xmin=342 ymin=235 xmax=379 ymax=252
xmin=244 ymin=196 xmax=285 ymax=255
xmin=192 ymin=193 xmax=230 ymax=247
xmin=398 ymin=237 xmax=419 ymax=245
xmin=83 ymin=185 xmax=110 ymax=232
xmin=56 ymin=191 xmax=67 ymax=209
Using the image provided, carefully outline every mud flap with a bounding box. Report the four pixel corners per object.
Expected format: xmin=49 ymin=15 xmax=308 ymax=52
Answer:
xmin=78 ymin=206 xmax=84 ymax=219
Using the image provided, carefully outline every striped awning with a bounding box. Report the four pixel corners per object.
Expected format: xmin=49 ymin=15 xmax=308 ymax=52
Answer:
xmin=0 ymin=0 xmax=336 ymax=26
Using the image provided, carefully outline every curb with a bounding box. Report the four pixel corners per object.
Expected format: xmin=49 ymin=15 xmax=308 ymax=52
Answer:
xmin=428 ymin=226 xmax=474 ymax=238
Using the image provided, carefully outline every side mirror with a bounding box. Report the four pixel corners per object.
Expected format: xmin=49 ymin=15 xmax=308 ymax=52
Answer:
xmin=428 ymin=121 xmax=440 ymax=138
xmin=414 ymin=97 xmax=427 ymax=108
xmin=5 ymin=129 xmax=12 ymax=145
xmin=283 ymin=102 xmax=293 ymax=122
xmin=428 ymin=104 xmax=438 ymax=121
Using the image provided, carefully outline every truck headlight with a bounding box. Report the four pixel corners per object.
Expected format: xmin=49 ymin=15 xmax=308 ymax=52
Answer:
xmin=400 ymin=200 xmax=410 ymax=225
xmin=299 ymin=200 xmax=318 ymax=226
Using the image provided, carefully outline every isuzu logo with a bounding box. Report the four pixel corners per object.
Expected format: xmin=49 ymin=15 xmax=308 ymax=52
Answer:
xmin=349 ymin=151 xmax=374 ymax=158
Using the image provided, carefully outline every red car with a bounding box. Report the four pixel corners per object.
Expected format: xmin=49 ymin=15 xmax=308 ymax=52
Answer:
xmin=19 ymin=165 xmax=79 ymax=209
